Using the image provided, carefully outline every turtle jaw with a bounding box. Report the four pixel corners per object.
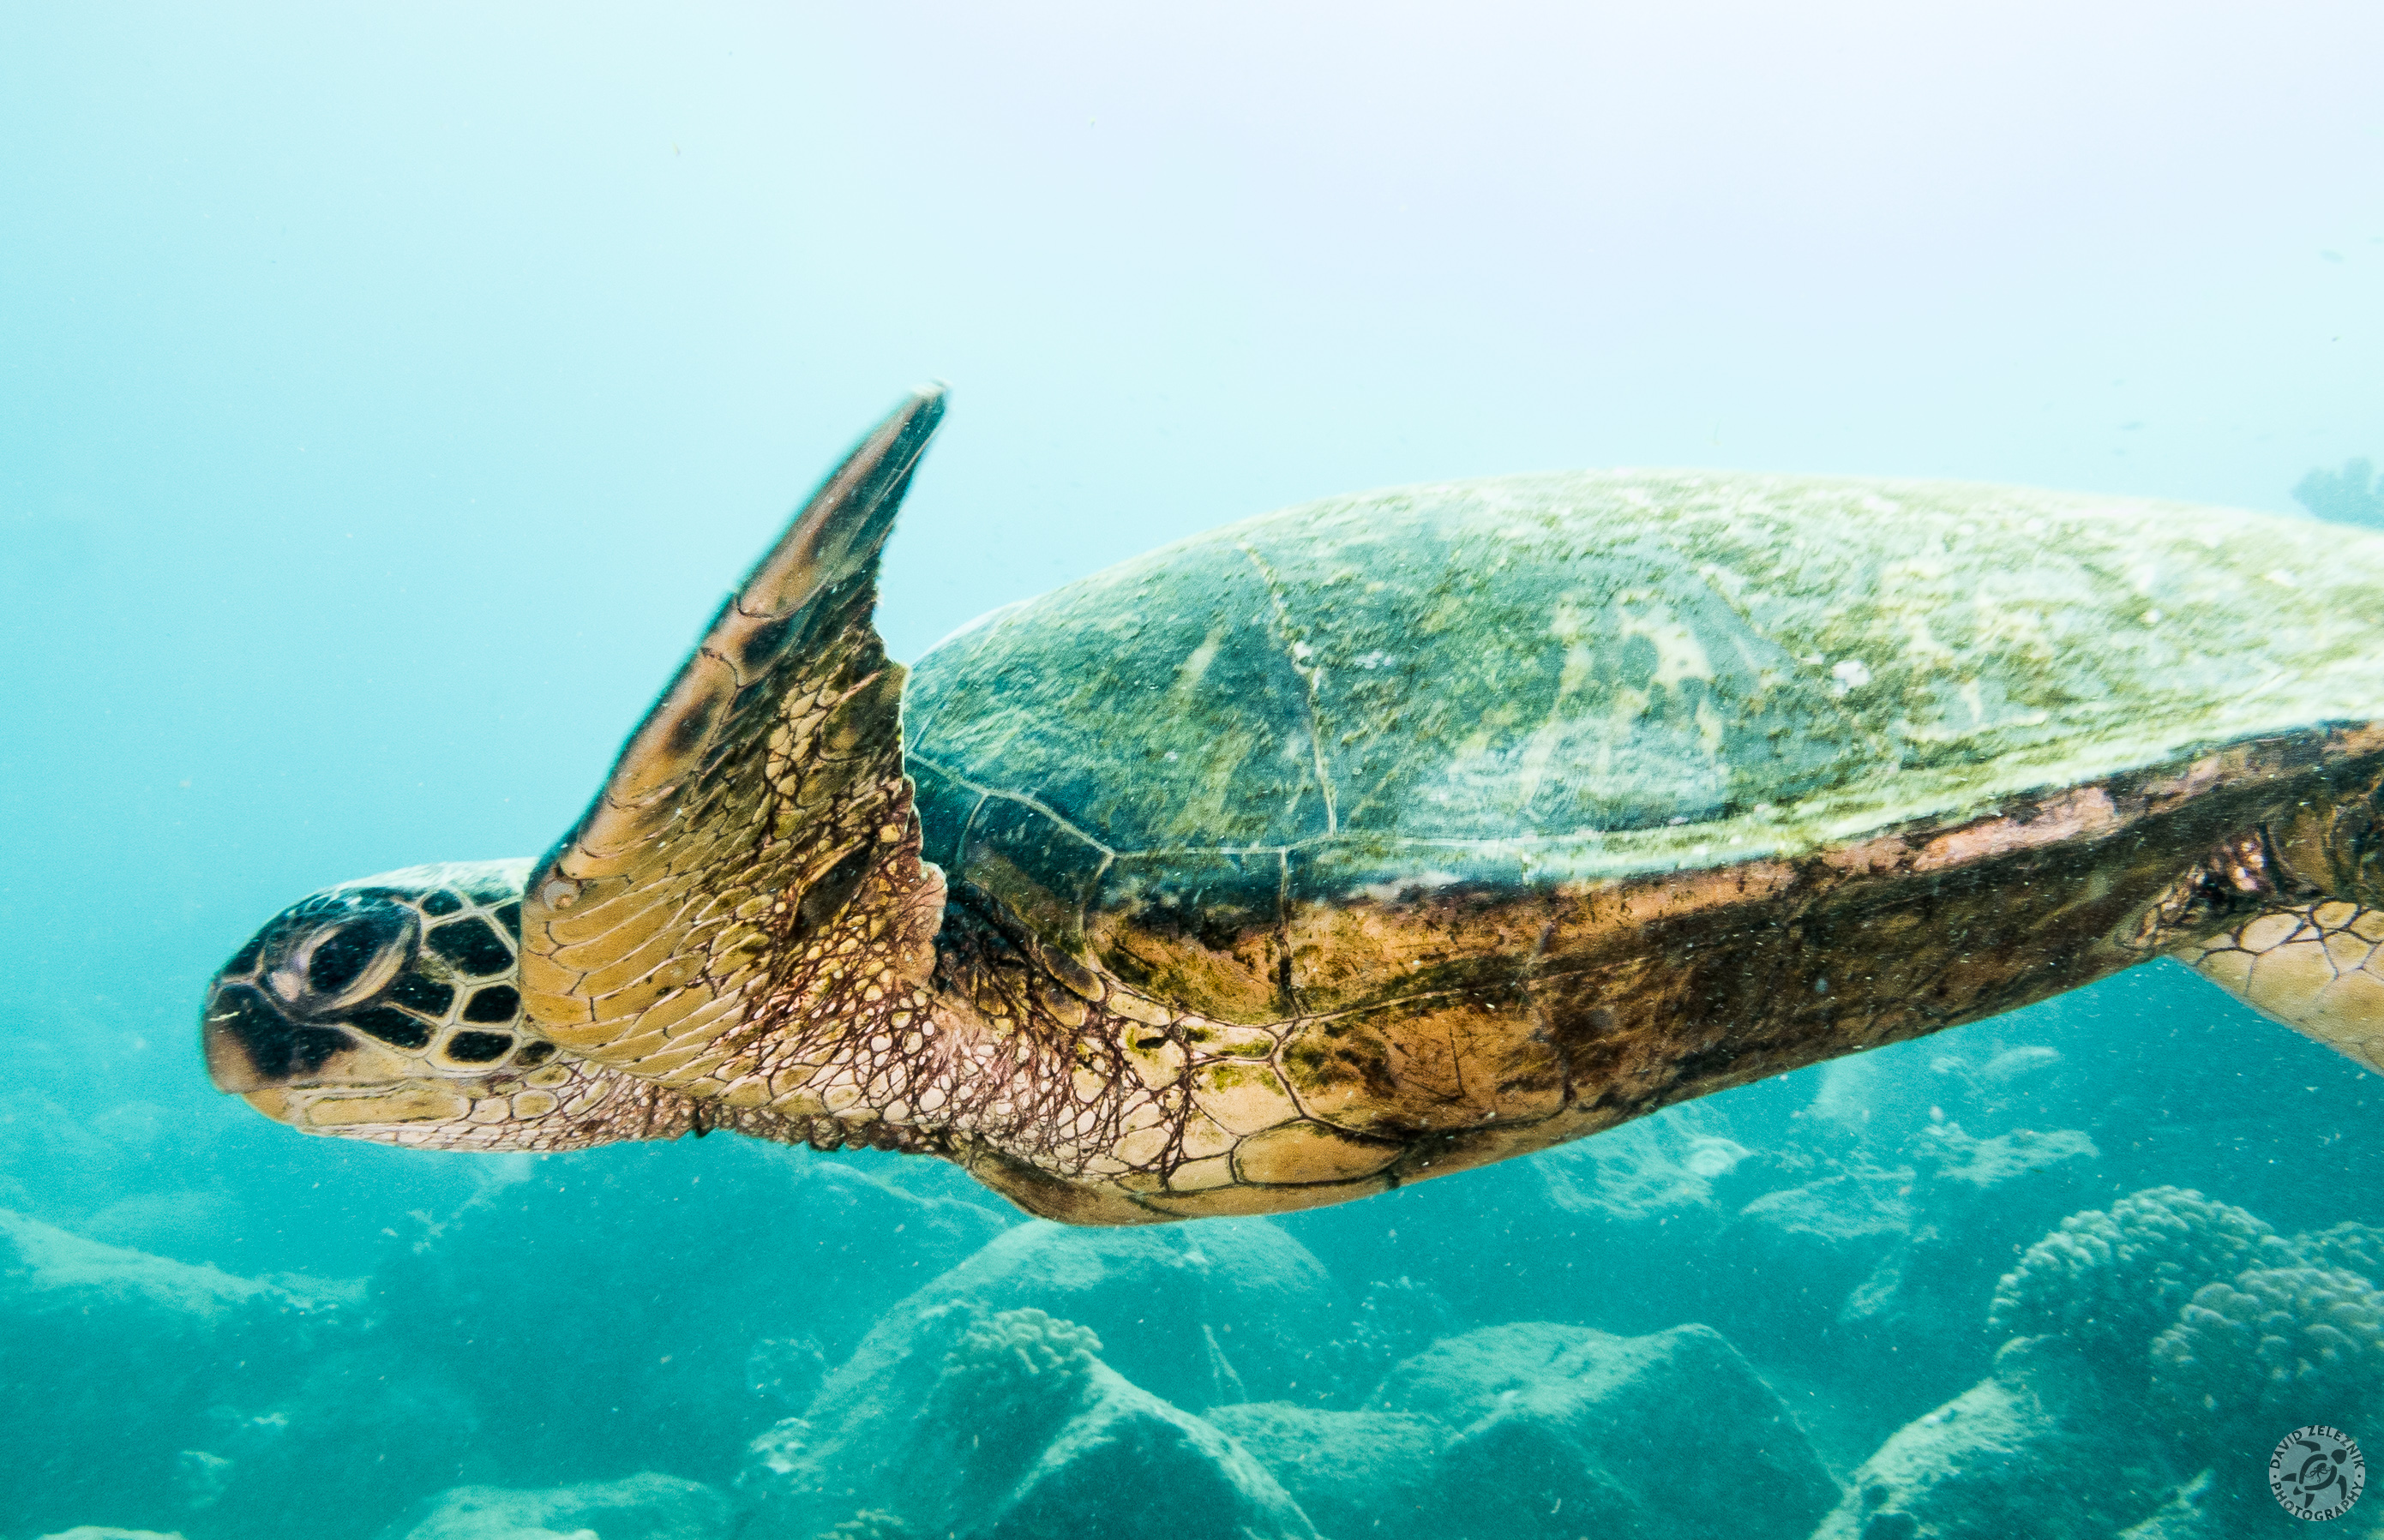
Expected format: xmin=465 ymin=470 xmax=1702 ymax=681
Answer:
xmin=201 ymin=974 xmax=441 ymax=1113
xmin=201 ymin=940 xmax=626 ymax=1148
xmin=201 ymin=995 xmax=485 ymax=1140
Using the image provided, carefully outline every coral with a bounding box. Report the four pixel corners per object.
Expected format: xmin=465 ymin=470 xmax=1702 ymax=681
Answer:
xmin=1986 ymin=1187 xmax=2289 ymax=1351
xmin=2149 ymin=1266 xmax=2384 ymax=1442
xmin=742 ymin=1296 xmax=1317 ymax=1540
xmin=0 ymin=1210 xmax=412 ymax=1540
xmin=1365 ymin=1322 xmax=1836 ymax=1540
xmin=1840 ymin=1124 xmax=2101 ymax=1396
xmin=1201 ymin=1405 xmax=1445 ymax=1540
xmin=741 ymin=1417 xmax=809 ymax=1485
xmin=2111 ymin=1471 xmax=2224 ymax=1540
xmin=936 ymin=1308 xmax=1103 ymax=1424
xmin=806 ymin=1219 xmax=1349 ymax=1413
xmin=2291 ymin=1220 xmax=2384 ymax=1283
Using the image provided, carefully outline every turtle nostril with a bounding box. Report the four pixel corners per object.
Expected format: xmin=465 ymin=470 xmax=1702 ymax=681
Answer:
xmin=204 ymin=984 xmax=293 ymax=1091
xmin=203 ymin=980 xmax=356 ymax=1092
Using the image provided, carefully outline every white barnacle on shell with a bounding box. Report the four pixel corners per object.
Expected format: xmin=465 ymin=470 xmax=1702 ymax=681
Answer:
xmin=1830 ymin=658 xmax=1872 ymax=697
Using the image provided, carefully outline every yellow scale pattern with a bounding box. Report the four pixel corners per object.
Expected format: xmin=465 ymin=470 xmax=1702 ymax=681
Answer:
xmin=508 ymin=387 xmax=1204 ymax=1177
xmin=2184 ymin=902 xmax=2384 ymax=1074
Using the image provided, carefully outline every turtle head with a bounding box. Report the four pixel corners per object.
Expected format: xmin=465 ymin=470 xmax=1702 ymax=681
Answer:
xmin=201 ymin=859 xmax=602 ymax=1146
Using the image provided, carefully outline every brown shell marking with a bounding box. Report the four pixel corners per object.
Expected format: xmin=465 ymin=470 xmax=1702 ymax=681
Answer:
xmin=964 ymin=734 xmax=2384 ymax=1221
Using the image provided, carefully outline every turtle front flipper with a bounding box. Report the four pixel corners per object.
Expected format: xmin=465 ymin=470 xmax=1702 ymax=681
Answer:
xmin=516 ymin=387 xmax=952 ymax=1113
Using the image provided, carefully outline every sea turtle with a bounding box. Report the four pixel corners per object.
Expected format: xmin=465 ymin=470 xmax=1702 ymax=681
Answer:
xmin=204 ymin=387 xmax=2384 ymax=1224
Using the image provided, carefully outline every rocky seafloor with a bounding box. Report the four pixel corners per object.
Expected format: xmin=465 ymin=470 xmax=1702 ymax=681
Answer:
xmin=5 ymin=963 xmax=2381 ymax=1540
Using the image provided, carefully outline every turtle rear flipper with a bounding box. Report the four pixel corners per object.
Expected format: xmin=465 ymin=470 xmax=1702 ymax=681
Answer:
xmin=516 ymin=387 xmax=951 ymax=1112
xmin=2175 ymin=788 xmax=2384 ymax=1074
xmin=2183 ymin=903 xmax=2384 ymax=1074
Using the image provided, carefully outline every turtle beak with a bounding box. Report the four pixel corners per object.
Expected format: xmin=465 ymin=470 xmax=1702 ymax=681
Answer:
xmin=203 ymin=977 xmax=279 ymax=1094
xmin=202 ymin=979 xmax=309 ymax=1125
xmin=201 ymin=974 xmax=413 ymax=1103
xmin=201 ymin=975 xmax=320 ymax=1108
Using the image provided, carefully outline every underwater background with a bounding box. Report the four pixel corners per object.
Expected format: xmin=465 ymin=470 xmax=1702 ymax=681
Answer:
xmin=4 ymin=3 xmax=2383 ymax=1537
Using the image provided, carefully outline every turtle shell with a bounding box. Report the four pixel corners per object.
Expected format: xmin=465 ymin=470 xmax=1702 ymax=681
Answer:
xmin=903 ymin=470 xmax=2384 ymax=1025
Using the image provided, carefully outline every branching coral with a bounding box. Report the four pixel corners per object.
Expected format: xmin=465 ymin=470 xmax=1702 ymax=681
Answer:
xmin=1986 ymin=1187 xmax=2291 ymax=1351
xmin=2149 ymin=1266 xmax=2384 ymax=1447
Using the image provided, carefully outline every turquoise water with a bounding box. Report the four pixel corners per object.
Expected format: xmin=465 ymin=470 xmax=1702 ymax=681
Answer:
xmin=5 ymin=6 xmax=2383 ymax=1538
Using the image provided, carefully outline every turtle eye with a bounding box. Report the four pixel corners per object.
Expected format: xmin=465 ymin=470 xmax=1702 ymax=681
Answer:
xmin=305 ymin=924 xmax=383 ymax=998
xmin=268 ymin=900 xmax=418 ymax=1015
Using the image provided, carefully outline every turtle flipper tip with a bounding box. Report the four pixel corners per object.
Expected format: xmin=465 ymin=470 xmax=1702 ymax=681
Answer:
xmin=730 ymin=386 xmax=947 ymax=627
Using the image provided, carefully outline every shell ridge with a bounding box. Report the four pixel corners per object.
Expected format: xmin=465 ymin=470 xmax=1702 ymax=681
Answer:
xmin=902 ymin=750 xmax=1120 ymax=860
xmin=1236 ymin=539 xmax=1338 ymax=836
